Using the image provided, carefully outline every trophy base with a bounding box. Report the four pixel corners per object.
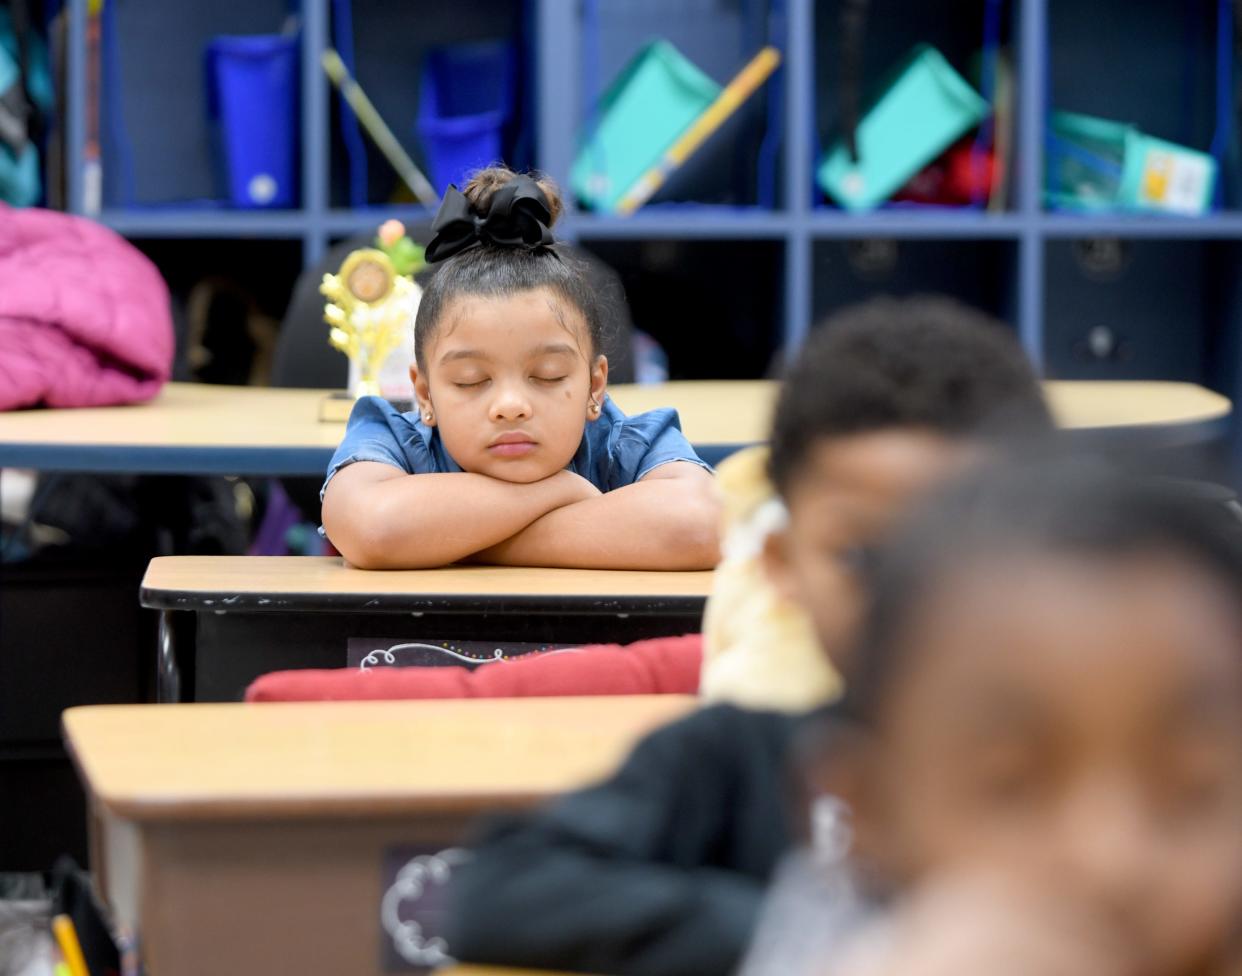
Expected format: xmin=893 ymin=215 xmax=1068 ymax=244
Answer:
xmin=319 ymin=392 xmax=415 ymax=423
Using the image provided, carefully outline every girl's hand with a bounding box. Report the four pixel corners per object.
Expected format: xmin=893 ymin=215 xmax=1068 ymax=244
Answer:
xmin=834 ymin=872 xmax=1130 ymax=976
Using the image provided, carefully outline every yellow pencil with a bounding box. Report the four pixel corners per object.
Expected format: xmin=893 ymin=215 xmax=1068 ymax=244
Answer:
xmin=51 ymin=914 xmax=89 ymax=976
xmin=321 ymin=49 xmax=441 ymax=206
xmin=614 ymin=46 xmax=782 ymax=216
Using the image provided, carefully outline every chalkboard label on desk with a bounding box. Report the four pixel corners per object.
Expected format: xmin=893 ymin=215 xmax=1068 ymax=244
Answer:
xmin=348 ymin=637 xmax=569 ymax=670
xmin=379 ymin=845 xmax=471 ymax=972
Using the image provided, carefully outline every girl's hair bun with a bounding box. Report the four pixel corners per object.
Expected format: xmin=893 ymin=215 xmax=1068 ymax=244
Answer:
xmin=462 ymin=166 xmax=563 ymax=228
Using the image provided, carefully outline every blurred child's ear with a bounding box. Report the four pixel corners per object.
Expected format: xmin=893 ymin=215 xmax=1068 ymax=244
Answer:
xmin=795 ymin=716 xmax=896 ymax=891
xmin=762 ymin=527 xmax=798 ymax=602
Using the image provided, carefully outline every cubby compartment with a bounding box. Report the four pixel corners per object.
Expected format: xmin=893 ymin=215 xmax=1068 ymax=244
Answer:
xmin=0 ymin=561 xmax=155 ymax=870
xmin=578 ymin=238 xmax=785 ymax=379
xmin=54 ymin=0 xmax=1242 ymax=461
xmin=128 ymin=238 xmax=304 ymax=386
xmin=813 ymin=0 xmax=1017 ymax=213
xmin=572 ymin=0 xmax=784 ymax=212
xmin=328 ymin=0 xmax=530 ymax=211
xmin=104 ymin=0 xmax=301 ymax=211
xmin=1043 ymin=238 xmax=1241 ymax=395
xmin=811 ymin=236 xmax=1020 ymax=329
xmin=1048 ymin=0 xmax=1236 ymax=212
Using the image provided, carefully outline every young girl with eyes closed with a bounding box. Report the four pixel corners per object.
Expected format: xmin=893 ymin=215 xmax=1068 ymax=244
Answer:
xmin=741 ymin=460 xmax=1242 ymax=976
xmin=320 ymin=168 xmax=719 ymax=570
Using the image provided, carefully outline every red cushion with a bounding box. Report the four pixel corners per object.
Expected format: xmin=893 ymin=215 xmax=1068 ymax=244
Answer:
xmin=244 ymin=633 xmax=704 ymax=702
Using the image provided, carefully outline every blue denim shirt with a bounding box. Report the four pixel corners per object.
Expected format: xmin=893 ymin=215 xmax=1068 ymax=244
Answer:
xmin=322 ymin=395 xmax=709 ymax=499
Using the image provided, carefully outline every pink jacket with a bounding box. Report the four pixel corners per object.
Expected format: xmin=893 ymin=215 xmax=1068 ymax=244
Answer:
xmin=0 ymin=204 xmax=173 ymax=409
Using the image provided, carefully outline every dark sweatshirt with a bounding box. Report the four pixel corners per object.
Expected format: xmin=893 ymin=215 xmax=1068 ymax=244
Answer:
xmin=445 ymin=704 xmax=810 ymax=976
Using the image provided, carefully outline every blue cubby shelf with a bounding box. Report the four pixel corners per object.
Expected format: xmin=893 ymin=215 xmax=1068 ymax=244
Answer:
xmin=99 ymin=209 xmax=311 ymax=238
xmin=567 ymin=207 xmax=790 ymax=240
xmin=804 ymin=210 xmax=1026 ymax=239
xmin=61 ymin=0 xmax=1242 ymax=426
xmin=1039 ymin=213 xmax=1242 ymax=239
xmin=322 ymin=207 xmax=439 ymax=236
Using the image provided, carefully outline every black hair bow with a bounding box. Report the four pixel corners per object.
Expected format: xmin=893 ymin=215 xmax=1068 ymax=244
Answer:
xmin=424 ymin=175 xmax=556 ymax=263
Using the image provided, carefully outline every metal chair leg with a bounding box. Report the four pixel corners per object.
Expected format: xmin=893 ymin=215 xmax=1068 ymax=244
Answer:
xmin=157 ymin=610 xmax=181 ymax=703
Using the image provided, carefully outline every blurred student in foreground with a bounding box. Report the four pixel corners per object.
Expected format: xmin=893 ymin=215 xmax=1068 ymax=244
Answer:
xmin=444 ymin=296 xmax=1052 ymax=976
xmin=742 ymin=459 xmax=1242 ymax=976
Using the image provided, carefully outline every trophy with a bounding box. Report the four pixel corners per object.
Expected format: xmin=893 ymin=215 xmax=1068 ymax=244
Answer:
xmin=321 ymin=220 xmax=424 ymax=405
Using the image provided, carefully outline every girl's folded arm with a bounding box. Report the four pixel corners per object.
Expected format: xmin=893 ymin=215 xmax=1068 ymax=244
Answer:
xmin=321 ymin=462 xmax=600 ymax=569
xmin=472 ymin=462 xmax=721 ymax=571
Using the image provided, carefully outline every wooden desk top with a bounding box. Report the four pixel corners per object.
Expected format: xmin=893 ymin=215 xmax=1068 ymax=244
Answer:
xmin=1043 ymin=380 xmax=1230 ymax=431
xmin=140 ymin=556 xmax=714 ymax=614
xmin=0 ymin=381 xmax=770 ymax=475
xmin=0 ymin=383 xmax=346 ymax=473
xmin=63 ymin=696 xmax=696 ymax=822
xmin=0 ymin=379 xmax=1230 ymax=474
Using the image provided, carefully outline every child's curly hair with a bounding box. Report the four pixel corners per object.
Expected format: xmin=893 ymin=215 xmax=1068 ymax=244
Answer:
xmin=768 ymin=295 xmax=1052 ymax=497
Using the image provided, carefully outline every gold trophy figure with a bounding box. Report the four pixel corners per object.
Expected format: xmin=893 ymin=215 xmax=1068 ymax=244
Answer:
xmin=321 ymin=248 xmax=419 ymax=399
xmin=320 ymin=222 xmax=427 ymax=402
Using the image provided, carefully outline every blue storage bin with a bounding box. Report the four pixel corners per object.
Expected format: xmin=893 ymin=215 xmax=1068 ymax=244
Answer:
xmin=205 ymin=34 xmax=298 ymax=209
xmin=416 ymin=41 xmax=515 ymax=195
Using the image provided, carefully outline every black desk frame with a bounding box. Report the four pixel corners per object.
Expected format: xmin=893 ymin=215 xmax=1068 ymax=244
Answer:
xmin=144 ymin=585 xmax=707 ymax=702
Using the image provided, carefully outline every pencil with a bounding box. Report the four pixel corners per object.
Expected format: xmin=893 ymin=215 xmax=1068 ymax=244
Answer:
xmin=321 ymin=49 xmax=441 ymax=206
xmin=52 ymin=914 xmax=89 ymax=976
xmin=614 ymin=46 xmax=782 ymax=216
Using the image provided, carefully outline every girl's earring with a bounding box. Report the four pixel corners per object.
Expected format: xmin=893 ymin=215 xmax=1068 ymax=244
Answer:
xmin=589 ymin=398 xmax=601 ymax=416
xmin=423 ymin=410 xmax=434 ymax=423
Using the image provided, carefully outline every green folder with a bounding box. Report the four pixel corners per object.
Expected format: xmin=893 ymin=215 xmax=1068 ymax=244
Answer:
xmin=572 ymin=40 xmax=722 ymax=213
xmin=818 ymin=45 xmax=989 ymax=212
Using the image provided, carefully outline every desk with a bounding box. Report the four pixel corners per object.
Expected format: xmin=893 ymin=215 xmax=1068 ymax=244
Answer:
xmin=64 ymin=695 xmax=695 ymax=976
xmin=0 ymin=381 xmax=774 ymax=474
xmin=0 ymin=379 xmax=1230 ymax=474
xmin=1043 ymin=380 xmax=1231 ymax=442
xmin=141 ymin=557 xmax=714 ymax=701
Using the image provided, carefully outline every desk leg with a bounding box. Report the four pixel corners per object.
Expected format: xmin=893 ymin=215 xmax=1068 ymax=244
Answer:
xmin=157 ymin=610 xmax=180 ymax=703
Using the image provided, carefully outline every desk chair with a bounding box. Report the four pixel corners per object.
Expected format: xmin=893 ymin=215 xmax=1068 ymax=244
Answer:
xmin=245 ymin=633 xmax=704 ymax=702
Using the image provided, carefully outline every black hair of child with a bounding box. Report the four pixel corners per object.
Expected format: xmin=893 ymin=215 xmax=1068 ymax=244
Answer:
xmin=767 ymin=296 xmax=1053 ymax=497
xmin=414 ymin=167 xmax=618 ymax=367
xmin=840 ymin=457 xmax=1242 ymax=727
